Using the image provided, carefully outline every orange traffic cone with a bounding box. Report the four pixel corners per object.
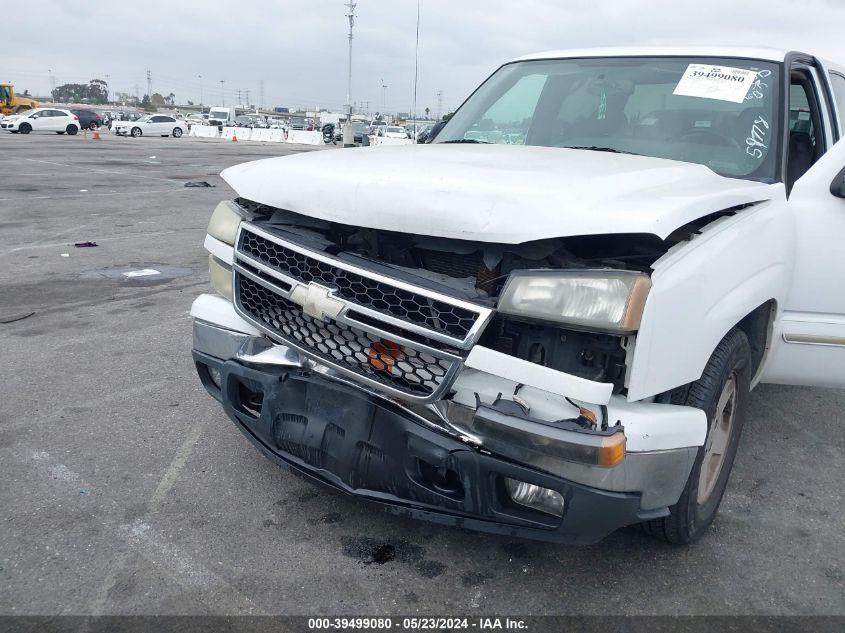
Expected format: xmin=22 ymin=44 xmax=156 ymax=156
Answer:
xmin=231 ymin=133 xmax=238 ymax=142
xmin=92 ymin=129 xmax=101 ymax=140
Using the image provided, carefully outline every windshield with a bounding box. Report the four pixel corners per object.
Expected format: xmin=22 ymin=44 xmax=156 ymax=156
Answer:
xmin=137 ymin=115 xmax=153 ymax=122
xmin=209 ymin=110 xmax=228 ymax=119
xmin=386 ymin=127 xmax=404 ymax=133
xmin=435 ymin=56 xmax=781 ymax=181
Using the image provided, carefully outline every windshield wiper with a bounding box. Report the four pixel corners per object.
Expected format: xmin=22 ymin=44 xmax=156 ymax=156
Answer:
xmin=440 ymin=138 xmax=491 ymax=144
xmin=563 ymin=145 xmax=641 ymax=155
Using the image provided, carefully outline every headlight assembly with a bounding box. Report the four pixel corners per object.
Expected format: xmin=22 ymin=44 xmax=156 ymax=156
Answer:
xmin=207 ymin=200 xmax=243 ymax=246
xmin=498 ymin=270 xmax=651 ymax=333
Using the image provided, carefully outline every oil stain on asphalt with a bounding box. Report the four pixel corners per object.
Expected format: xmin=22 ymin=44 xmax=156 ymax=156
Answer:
xmin=340 ymin=536 xmax=447 ymax=578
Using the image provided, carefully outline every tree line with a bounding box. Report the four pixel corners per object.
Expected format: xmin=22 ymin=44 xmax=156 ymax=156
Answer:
xmin=51 ymin=79 xmax=176 ymax=111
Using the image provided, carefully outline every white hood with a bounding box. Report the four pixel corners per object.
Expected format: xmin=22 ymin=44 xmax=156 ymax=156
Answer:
xmin=221 ymin=144 xmax=774 ymax=243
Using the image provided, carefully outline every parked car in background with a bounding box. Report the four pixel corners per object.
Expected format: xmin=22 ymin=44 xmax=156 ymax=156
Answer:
xmin=70 ymin=108 xmax=104 ymax=131
xmin=208 ymin=107 xmax=237 ymax=128
xmin=185 ymin=114 xmax=205 ymax=127
xmin=374 ymin=125 xmax=409 ymax=139
xmin=335 ymin=121 xmax=368 ymax=143
xmin=113 ymin=114 xmax=186 ymax=138
xmin=1 ymin=107 xmax=80 ymax=134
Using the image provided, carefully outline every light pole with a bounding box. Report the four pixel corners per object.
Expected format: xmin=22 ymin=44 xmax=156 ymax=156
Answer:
xmin=220 ymin=80 xmax=225 ymax=106
xmin=105 ymin=73 xmax=111 ymax=105
xmin=381 ymin=79 xmax=388 ymax=120
xmin=343 ymin=1 xmax=357 ymax=147
xmin=199 ymin=74 xmax=203 ymax=107
xmin=412 ymin=0 xmax=420 ymax=141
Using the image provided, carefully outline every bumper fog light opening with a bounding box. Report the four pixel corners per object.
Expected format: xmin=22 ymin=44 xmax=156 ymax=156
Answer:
xmin=207 ymin=365 xmax=223 ymax=389
xmin=503 ymin=477 xmax=565 ymax=518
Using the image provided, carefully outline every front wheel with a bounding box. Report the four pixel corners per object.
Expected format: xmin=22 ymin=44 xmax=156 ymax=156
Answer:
xmin=172 ymin=127 xmax=183 ymax=138
xmin=89 ymin=122 xmax=99 ymax=131
xmin=641 ymin=328 xmax=751 ymax=544
xmin=66 ymin=125 xmax=78 ymax=135
xmin=130 ymin=127 xmax=142 ymax=137
xmin=19 ymin=123 xmax=31 ymax=134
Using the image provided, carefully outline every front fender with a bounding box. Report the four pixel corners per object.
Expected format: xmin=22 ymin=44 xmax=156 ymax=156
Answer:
xmin=627 ymin=192 xmax=793 ymax=401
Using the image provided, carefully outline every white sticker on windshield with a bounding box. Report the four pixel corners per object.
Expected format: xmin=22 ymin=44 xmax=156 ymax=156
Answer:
xmin=673 ymin=64 xmax=756 ymax=104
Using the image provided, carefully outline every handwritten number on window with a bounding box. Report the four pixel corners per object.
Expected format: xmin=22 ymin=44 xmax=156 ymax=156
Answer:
xmin=746 ymin=116 xmax=769 ymax=159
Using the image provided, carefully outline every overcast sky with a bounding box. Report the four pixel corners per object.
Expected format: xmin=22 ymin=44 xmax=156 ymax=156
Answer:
xmin=9 ymin=0 xmax=845 ymax=115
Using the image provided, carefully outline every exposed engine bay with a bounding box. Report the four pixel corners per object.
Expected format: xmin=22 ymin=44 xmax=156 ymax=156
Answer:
xmin=235 ymin=198 xmax=744 ymax=393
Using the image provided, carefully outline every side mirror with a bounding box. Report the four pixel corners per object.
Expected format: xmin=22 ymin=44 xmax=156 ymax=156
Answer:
xmin=831 ymin=168 xmax=845 ymax=199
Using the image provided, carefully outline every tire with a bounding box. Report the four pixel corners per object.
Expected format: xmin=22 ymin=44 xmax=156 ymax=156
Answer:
xmin=89 ymin=122 xmax=99 ymax=131
xmin=131 ymin=127 xmax=142 ymax=137
xmin=172 ymin=127 xmax=183 ymax=138
xmin=641 ymin=328 xmax=752 ymax=544
xmin=66 ymin=125 xmax=78 ymax=135
xmin=19 ymin=123 xmax=31 ymax=134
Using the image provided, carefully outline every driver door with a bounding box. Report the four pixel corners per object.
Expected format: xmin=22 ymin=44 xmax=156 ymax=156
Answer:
xmin=27 ymin=111 xmax=48 ymax=131
xmin=762 ymin=59 xmax=845 ymax=388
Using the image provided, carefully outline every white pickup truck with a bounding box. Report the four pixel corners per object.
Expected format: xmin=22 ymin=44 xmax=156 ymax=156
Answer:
xmin=191 ymin=47 xmax=845 ymax=544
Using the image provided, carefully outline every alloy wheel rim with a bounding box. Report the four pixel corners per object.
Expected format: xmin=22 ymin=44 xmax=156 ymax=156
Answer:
xmin=697 ymin=372 xmax=737 ymax=505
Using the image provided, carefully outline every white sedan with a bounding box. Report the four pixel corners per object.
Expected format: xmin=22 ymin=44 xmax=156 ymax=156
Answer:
xmin=113 ymin=114 xmax=186 ymax=138
xmin=378 ymin=125 xmax=410 ymax=139
xmin=1 ymin=107 xmax=81 ymax=135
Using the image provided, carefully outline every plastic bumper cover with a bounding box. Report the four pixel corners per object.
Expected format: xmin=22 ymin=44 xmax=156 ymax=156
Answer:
xmin=191 ymin=312 xmax=701 ymax=544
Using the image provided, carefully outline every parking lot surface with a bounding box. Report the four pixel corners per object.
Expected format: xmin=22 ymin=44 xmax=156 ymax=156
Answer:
xmin=0 ymin=132 xmax=843 ymax=616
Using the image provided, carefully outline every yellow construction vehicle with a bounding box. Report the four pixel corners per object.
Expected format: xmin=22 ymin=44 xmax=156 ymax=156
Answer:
xmin=0 ymin=83 xmax=39 ymax=116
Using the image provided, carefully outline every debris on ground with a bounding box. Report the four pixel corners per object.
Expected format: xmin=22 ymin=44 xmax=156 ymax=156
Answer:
xmin=74 ymin=241 xmax=98 ymax=248
xmin=60 ymin=253 xmax=69 ymax=258
xmin=184 ymin=181 xmax=215 ymax=187
xmin=122 ymin=269 xmax=161 ymax=278
xmin=0 ymin=312 xmax=35 ymax=324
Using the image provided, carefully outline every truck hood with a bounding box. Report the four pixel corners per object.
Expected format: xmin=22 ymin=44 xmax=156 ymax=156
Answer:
xmin=221 ymin=144 xmax=774 ymax=243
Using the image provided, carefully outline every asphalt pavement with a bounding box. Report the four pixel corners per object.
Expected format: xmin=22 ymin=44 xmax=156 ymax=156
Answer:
xmin=0 ymin=131 xmax=842 ymax=617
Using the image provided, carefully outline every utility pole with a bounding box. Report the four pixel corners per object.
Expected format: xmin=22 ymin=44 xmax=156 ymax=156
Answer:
xmin=436 ymin=90 xmax=443 ymax=120
xmin=220 ymin=80 xmax=225 ymax=106
xmin=381 ymin=79 xmax=388 ymax=120
xmin=412 ymin=0 xmax=420 ymax=140
xmin=48 ymin=69 xmax=56 ymax=96
xmin=199 ymin=74 xmax=203 ymax=107
xmin=245 ymin=89 xmax=250 ymax=108
xmin=237 ymin=89 xmax=242 ymax=106
xmin=343 ymin=1 xmax=357 ymax=147
xmin=105 ymin=73 xmax=111 ymax=105
xmin=146 ymin=69 xmax=152 ymax=98
xmin=259 ymin=80 xmax=264 ymax=110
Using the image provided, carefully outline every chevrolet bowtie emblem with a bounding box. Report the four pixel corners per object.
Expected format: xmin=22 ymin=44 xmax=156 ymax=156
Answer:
xmin=289 ymin=282 xmax=345 ymax=321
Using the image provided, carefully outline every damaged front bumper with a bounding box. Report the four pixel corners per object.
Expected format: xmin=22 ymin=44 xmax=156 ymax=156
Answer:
xmin=191 ymin=296 xmax=705 ymax=544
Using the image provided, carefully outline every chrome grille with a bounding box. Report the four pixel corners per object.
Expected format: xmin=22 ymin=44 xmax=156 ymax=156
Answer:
xmin=239 ymin=229 xmax=479 ymax=339
xmin=232 ymin=223 xmax=493 ymax=402
xmin=237 ymin=275 xmax=455 ymax=398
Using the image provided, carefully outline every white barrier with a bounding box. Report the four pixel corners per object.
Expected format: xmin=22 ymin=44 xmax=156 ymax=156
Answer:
xmin=192 ymin=125 xmax=220 ymax=139
xmin=285 ymin=129 xmax=324 ymax=145
xmin=370 ymin=136 xmax=414 ymax=147
xmin=222 ymin=127 xmax=251 ymax=141
xmin=268 ymin=129 xmax=285 ymax=143
xmin=252 ymin=128 xmax=273 ymax=142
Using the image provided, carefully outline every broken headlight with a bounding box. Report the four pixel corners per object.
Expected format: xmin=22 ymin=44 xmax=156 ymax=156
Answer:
xmin=497 ymin=270 xmax=651 ymax=334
